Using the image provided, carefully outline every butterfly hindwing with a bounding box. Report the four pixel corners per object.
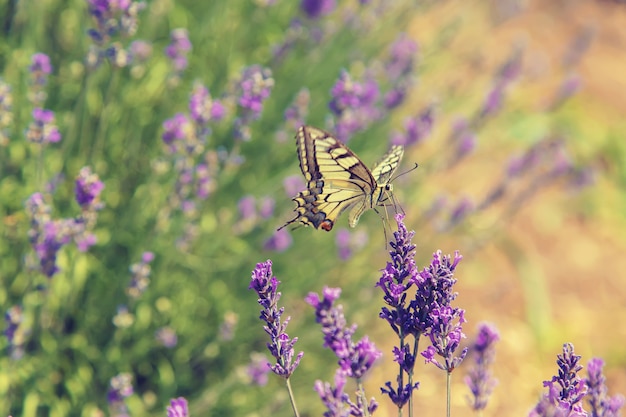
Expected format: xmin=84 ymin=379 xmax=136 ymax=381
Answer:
xmin=279 ymin=126 xmax=403 ymax=232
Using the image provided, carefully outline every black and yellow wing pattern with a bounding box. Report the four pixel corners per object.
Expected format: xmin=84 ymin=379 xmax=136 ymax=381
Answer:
xmin=279 ymin=126 xmax=404 ymax=232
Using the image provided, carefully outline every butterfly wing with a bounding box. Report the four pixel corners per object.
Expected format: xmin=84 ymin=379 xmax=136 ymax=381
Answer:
xmin=371 ymin=145 xmax=404 ymax=185
xmin=279 ymin=126 xmax=377 ymax=231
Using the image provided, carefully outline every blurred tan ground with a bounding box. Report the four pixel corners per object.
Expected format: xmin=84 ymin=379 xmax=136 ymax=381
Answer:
xmin=366 ymin=1 xmax=626 ymax=416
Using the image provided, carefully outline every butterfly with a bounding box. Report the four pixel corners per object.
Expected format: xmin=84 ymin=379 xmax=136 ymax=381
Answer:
xmin=278 ymin=125 xmax=404 ymax=232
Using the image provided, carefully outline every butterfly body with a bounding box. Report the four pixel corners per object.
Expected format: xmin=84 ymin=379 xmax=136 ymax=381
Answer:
xmin=279 ymin=126 xmax=403 ymax=231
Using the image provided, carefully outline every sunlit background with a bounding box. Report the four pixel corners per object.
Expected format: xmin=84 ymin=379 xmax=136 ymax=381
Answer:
xmin=0 ymin=0 xmax=625 ymax=416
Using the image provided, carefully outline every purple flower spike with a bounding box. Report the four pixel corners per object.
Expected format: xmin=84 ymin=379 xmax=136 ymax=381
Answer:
xmin=107 ymin=373 xmax=134 ymax=416
xmin=329 ymin=70 xmax=380 ymax=141
xmin=529 ymin=343 xmax=588 ymax=417
xmin=465 ymin=323 xmax=499 ymax=410
xmin=390 ymin=105 xmax=435 ymax=147
xmin=585 ymin=358 xmax=625 ymax=417
xmin=301 ymin=0 xmax=336 ymax=19
xmin=189 ymin=83 xmax=224 ymax=126
xmin=127 ymin=251 xmax=155 ymax=299
xmin=75 ymin=166 xmax=105 ymax=210
xmin=264 ymin=228 xmax=293 ymax=252
xmin=166 ymin=397 xmax=189 ymax=417
xmin=249 ymin=260 xmax=303 ymax=379
xmin=238 ymin=65 xmax=274 ymax=118
xmin=421 ymin=306 xmax=468 ymax=372
xmin=165 ymin=28 xmax=192 ymax=73
xmin=26 ymin=108 xmax=61 ymax=144
xmin=307 ymin=286 xmax=382 ymax=380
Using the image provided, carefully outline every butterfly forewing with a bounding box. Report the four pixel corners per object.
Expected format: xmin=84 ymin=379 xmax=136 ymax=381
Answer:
xmin=279 ymin=126 xmax=403 ymax=232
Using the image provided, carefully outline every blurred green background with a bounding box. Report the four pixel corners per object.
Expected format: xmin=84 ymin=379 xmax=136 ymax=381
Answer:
xmin=1 ymin=0 xmax=625 ymax=416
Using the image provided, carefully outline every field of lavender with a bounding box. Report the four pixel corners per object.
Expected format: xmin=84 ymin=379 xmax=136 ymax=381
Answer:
xmin=1 ymin=1 xmax=625 ymax=416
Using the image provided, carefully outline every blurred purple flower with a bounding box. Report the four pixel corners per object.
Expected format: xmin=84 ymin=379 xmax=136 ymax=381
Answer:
xmin=107 ymin=372 xmax=133 ymax=416
xmin=247 ymin=353 xmax=272 ymax=386
xmin=26 ymin=108 xmax=61 ymax=144
xmin=391 ymin=105 xmax=435 ymax=146
xmin=234 ymin=65 xmax=274 ymax=141
xmin=155 ymin=326 xmax=178 ymax=348
xmin=238 ymin=195 xmax=257 ymax=220
xmin=264 ymin=228 xmax=293 ymax=252
xmin=301 ymin=0 xmax=336 ymax=19
xmin=329 ymin=70 xmax=380 ymax=141
xmin=258 ymin=197 xmax=275 ymax=219
xmin=129 ymin=40 xmax=152 ymax=63
xmin=465 ymin=323 xmax=499 ymax=410
xmin=549 ymin=74 xmax=583 ymax=110
xmin=126 ymin=251 xmax=154 ymax=299
xmin=162 ymin=113 xmax=190 ymax=146
xmin=28 ymin=53 xmax=52 ymax=106
xmin=529 ymin=343 xmax=588 ymax=417
xmin=189 ymin=82 xmax=225 ymax=126
xmin=238 ymin=65 xmax=274 ymax=118
xmin=386 ymin=33 xmax=418 ymax=80
xmin=4 ymin=305 xmax=25 ymax=360
xmin=29 ymin=53 xmax=52 ymax=76
xmin=335 ymin=228 xmax=368 ymax=260
xmin=165 ymin=28 xmax=192 ymax=73
xmin=249 ymin=260 xmax=303 ymax=378
xmin=86 ymin=0 xmax=146 ymax=69
xmin=75 ymin=166 xmax=105 ymax=210
xmin=448 ymin=196 xmax=474 ymax=228
xmin=585 ymin=358 xmax=625 ymax=417
xmin=166 ymin=397 xmax=189 ymax=417
xmin=283 ymin=175 xmax=306 ymax=197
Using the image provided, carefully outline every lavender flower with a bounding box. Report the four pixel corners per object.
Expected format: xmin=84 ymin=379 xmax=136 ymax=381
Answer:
xmin=247 ymin=353 xmax=272 ymax=386
xmin=107 ymin=373 xmax=134 ymax=417
xmin=155 ymin=326 xmax=178 ymax=348
xmin=249 ymin=260 xmax=303 ymax=378
xmin=477 ymin=47 xmax=522 ymax=121
xmin=283 ymin=175 xmax=306 ymax=197
xmin=264 ymin=228 xmax=293 ymax=252
xmin=301 ymin=0 xmax=336 ymax=19
xmin=329 ymin=70 xmax=380 ymax=141
xmin=529 ymin=343 xmax=588 ymax=417
xmin=165 ymin=28 xmax=192 ymax=75
xmin=335 ymin=228 xmax=368 ymax=260
xmin=189 ymin=83 xmax=225 ymax=127
xmin=75 ymin=166 xmax=105 ymax=210
xmin=0 ymin=78 xmax=13 ymax=146
xmin=390 ymin=105 xmax=435 ymax=146
xmin=4 ymin=305 xmax=25 ymax=359
xmin=26 ymin=108 xmax=61 ymax=144
xmin=382 ymin=34 xmax=418 ymax=109
xmin=28 ymin=53 xmax=52 ymax=106
xmin=465 ymin=323 xmax=499 ymax=410
xmin=166 ymin=397 xmax=189 ymax=417
xmin=314 ymin=370 xmax=353 ymax=417
xmin=585 ymin=358 xmax=625 ymax=417
xmin=234 ymin=65 xmax=274 ymax=141
xmin=306 ymin=287 xmax=380 ymax=415
xmin=421 ymin=306 xmax=467 ymax=371
xmin=126 ymin=251 xmax=155 ymax=299
xmin=86 ymin=0 xmax=146 ymax=69
xmin=447 ymin=196 xmax=474 ymax=228
xmin=376 ymin=214 xmax=420 ymax=407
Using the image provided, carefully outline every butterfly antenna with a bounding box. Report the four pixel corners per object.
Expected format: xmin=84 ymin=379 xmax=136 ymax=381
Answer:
xmin=390 ymin=162 xmax=419 ymax=183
